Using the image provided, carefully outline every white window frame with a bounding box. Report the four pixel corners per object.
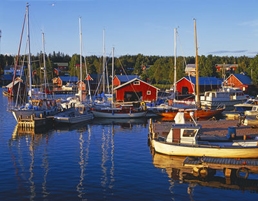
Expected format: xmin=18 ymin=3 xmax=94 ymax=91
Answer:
xmin=147 ymin=90 xmax=151 ymax=95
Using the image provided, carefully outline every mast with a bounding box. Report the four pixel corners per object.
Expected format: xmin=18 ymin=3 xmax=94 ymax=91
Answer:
xmin=194 ymin=18 xmax=200 ymax=108
xmin=42 ymin=32 xmax=47 ymax=99
xmin=26 ymin=3 xmax=32 ymax=99
xmin=102 ymin=29 xmax=106 ymax=94
xmin=173 ymin=28 xmax=177 ymax=96
xmin=85 ymin=58 xmax=92 ymax=102
xmin=79 ymin=17 xmax=83 ymax=101
xmin=111 ymin=47 xmax=114 ymax=105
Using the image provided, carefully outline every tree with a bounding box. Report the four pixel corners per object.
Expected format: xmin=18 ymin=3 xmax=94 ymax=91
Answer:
xmin=69 ymin=54 xmax=80 ymax=76
xmin=249 ymin=55 xmax=258 ymax=85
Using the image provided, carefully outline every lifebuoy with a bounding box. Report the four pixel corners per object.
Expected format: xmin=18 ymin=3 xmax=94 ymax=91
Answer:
xmin=236 ymin=167 xmax=249 ymax=179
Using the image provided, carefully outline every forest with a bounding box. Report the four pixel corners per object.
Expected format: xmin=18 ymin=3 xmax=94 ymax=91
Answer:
xmin=1 ymin=52 xmax=258 ymax=90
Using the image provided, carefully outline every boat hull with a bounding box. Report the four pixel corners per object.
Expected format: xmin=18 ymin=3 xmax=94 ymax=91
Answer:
xmin=53 ymin=108 xmax=94 ymax=124
xmin=244 ymin=116 xmax=258 ymax=127
xmin=201 ymin=100 xmax=245 ymax=111
xmin=54 ymin=114 xmax=93 ymax=124
xmin=12 ymin=108 xmax=58 ymax=122
xmin=91 ymin=110 xmax=147 ymax=118
xmin=158 ymin=108 xmax=224 ymax=120
xmin=150 ymin=138 xmax=258 ymax=158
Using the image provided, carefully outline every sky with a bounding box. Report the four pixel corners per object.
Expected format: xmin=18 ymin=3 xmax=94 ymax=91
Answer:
xmin=0 ymin=0 xmax=258 ymax=58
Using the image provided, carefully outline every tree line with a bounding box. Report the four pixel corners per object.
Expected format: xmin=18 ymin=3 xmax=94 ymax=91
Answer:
xmin=1 ymin=52 xmax=258 ymax=88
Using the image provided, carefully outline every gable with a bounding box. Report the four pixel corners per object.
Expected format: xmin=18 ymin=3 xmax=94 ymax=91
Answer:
xmin=114 ymin=78 xmax=159 ymax=90
xmin=229 ymin=74 xmax=252 ymax=85
xmin=115 ymin=75 xmax=139 ymax=83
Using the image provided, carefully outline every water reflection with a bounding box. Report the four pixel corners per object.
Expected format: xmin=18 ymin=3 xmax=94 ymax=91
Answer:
xmin=150 ymin=147 xmax=258 ymax=194
xmin=76 ymin=124 xmax=91 ymax=199
xmin=9 ymin=125 xmax=51 ymax=200
xmin=90 ymin=117 xmax=148 ymax=127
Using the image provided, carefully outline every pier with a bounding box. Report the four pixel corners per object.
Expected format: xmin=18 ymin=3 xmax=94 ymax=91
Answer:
xmin=183 ymin=156 xmax=258 ymax=179
xmin=17 ymin=115 xmax=54 ymax=130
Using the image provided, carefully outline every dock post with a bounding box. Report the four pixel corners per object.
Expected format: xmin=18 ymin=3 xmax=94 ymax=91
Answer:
xmin=224 ymin=168 xmax=232 ymax=178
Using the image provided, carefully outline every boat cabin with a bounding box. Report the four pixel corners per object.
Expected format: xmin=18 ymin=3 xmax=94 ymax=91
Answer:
xmin=156 ymin=112 xmax=202 ymax=145
xmin=166 ymin=124 xmax=201 ymax=144
xmin=200 ymin=87 xmax=246 ymax=102
xmin=244 ymin=105 xmax=258 ymax=116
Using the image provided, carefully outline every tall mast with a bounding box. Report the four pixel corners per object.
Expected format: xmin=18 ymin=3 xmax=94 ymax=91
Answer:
xmin=42 ymin=32 xmax=47 ymax=99
xmin=26 ymin=3 xmax=32 ymax=99
xmin=102 ymin=29 xmax=106 ymax=93
xmin=194 ymin=18 xmax=200 ymax=108
xmin=173 ymin=28 xmax=177 ymax=95
xmin=111 ymin=47 xmax=114 ymax=105
xmin=79 ymin=17 xmax=83 ymax=101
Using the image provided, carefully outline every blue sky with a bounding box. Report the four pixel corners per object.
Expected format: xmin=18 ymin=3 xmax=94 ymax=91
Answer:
xmin=0 ymin=0 xmax=258 ymax=57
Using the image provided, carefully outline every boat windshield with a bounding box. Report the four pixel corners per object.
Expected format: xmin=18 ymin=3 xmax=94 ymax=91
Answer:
xmin=182 ymin=129 xmax=197 ymax=137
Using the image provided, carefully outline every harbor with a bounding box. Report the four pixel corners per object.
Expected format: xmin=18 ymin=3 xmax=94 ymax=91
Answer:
xmin=1 ymin=89 xmax=258 ymax=200
xmin=1 ymin=1 xmax=258 ymax=200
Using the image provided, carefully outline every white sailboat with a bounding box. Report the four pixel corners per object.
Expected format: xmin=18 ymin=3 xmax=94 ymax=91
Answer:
xmin=53 ymin=17 xmax=93 ymax=124
xmin=92 ymin=29 xmax=112 ymax=107
xmin=91 ymin=47 xmax=147 ymax=118
xmin=11 ymin=4 xmax=60 ymax=122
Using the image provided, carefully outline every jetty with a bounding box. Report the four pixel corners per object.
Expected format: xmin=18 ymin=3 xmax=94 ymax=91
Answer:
xmin=17 ymin=115 xmax=54 ymax=130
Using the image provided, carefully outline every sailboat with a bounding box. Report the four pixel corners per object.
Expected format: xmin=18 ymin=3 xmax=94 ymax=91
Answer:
xmin=53 ymin=17 xmax=93 ymax=124
xmin=91 ymin=47 xmax=147 ymax=118
xmin=10 ymin=4 xmax=61 ymax=122
xmin=157 ymin=22 xmax=225 ymax=121
xmin=92 ymin=29 xmax=112 ymax=107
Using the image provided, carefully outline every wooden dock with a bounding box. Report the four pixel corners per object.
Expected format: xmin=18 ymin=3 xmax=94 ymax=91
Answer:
xmin=183 ymin=156 xmax=258 ymax=179
xmin=17 ymin=115 xmax=54 ymax=130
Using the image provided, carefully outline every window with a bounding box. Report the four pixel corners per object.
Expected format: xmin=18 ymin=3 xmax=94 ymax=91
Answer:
xmin=133 ymin=81 xmax=140 ymax=85
xmin=147 ymin=90 xmax=151 ymax=95
xmin=182 ymin=129 xmax=197 ymax=137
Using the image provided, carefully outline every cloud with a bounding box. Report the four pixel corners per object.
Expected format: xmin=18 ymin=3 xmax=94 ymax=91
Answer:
xmin=208 ymin=50 xmax=248 ymax=54
xmin=239 ymin=20 xmax=258 ymax=27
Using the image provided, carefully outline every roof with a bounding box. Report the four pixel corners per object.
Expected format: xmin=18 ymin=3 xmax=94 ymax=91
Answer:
xmin=114 ymin=75 xmax=139 ymax=83
xmin=59 ymin=76 xmax=78 ymax=82
xmin=229 ymin=73 xmax=252 ymax=85
xmin=114 ymin=78 xmax=159 ymax=90
xmin=54 ymin=62 xmax=68 ymax=66
xmin=89 ymin=73 xmax=102 ymax=81
xmin=184 ymin=76 xmax=223 ymax=86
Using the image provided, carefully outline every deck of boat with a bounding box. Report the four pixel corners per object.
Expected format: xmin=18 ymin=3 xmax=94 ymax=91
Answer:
xmin=151 ymin=119 xmax=258 ymax=138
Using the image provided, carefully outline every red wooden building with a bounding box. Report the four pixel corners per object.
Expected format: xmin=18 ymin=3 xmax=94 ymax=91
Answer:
xmin=175 ymin=76 xmax=222 ymax=94
xmin=224 ymin=73 xmax=253 ymax=93
xmin=113 ymin=75 xmax=139 ymax=87
xmin=114 ymin=78 xmax=159 ymax=102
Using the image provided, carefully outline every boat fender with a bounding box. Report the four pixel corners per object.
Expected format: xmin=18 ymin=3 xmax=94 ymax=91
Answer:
xmin=236 ymin=167 xmax=249 ymax=179
xmin=141 ymin=101 xmax=147 ymax=110
xmin=198 ymin=167 xmax=209 ymax=178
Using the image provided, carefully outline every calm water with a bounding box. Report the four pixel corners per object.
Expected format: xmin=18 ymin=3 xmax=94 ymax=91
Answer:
xmin=1 ymin=88 xmax=258 ymax=201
